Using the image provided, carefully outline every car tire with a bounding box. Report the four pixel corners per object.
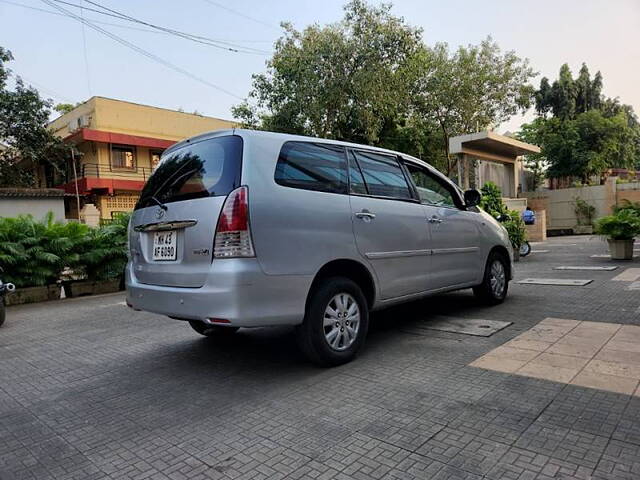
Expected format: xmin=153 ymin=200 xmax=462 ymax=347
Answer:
xmin=296 ymin=277 xmax=369 ymax=367
xmin=188 ymin=320 xmax=239 ymax=337
xmin=473 ymin=251 xmax=509 ymax=305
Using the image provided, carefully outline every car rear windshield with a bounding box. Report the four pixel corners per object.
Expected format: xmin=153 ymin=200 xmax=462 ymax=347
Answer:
xmin=136 ymin=135 xmax=242 ymax=210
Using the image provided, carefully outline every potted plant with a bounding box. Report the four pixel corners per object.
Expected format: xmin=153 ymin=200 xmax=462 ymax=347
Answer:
xmin=595 ymin=209 xmax=640 ymax=260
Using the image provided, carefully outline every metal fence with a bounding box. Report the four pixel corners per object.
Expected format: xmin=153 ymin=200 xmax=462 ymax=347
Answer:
xmin=80 ymin=163 xmax=154 ymax=182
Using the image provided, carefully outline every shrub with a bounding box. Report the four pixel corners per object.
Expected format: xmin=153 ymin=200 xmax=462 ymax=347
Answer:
xmin=595 ymin=209 xmax=640 ymax=240
xmin=574 ymin=197 xmax=596 ymax=226
xmin=613 ymin=199 xmax=640 ymax=216
xmin=478 ymin=182 xmax=526 ymax=248
xmin=479 ymin=181 xmax=507 ymax=217
xmin=0 ymin=213 xmax=90 ymax=287
xmin=80 ymin=212 xmax=130 ymax=281
xmin=0 ymin=212 xmax=130 ymax=288
xmin=503 ymin=210 xmax=527 ymax=249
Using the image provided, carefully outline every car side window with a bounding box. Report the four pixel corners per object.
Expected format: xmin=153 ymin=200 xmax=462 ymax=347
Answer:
xmin=352 ymin=150 xmax=412 ymax=200
xmin=347 ymin=152 xmax=368 ymax=194
xmin=275 ymin=142 xmax=348 ymax=194
xmin=405 ymin=162 xmax=457 ymax=208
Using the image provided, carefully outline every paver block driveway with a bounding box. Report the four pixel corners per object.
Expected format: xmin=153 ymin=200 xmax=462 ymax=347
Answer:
xmin=2 ymin=235 xmax=640 ymax=479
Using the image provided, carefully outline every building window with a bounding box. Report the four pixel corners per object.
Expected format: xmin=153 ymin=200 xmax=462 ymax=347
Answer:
xmin=111 ymin=144 xmax=136 ymax=169
xmin=150 ymin=150 xmax=162 ymax=170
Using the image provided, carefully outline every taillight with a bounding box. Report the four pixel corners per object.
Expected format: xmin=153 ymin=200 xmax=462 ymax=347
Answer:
xmin=214 ymin=186 xmax=255 ymax=258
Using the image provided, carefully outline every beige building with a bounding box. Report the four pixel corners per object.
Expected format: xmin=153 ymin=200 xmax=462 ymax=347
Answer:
xmin=47 ymin=97 xmax=235 ymax=220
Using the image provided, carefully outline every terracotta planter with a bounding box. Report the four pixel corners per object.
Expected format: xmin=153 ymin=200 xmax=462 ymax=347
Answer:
xmin=607 ymin=238 xmax=635 ymax=260
xmin=5 ymin=284 xmax=61 ymax=306
xmin=63 ymin=278 xmax=122 ymax=298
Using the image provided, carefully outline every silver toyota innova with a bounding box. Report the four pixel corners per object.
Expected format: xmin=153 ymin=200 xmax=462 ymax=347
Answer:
xmin=126 ymin=129 xmax=513 ymax=366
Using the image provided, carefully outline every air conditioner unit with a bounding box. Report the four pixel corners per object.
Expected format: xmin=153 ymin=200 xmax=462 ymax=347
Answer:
xmin=79 ymin=115 xmax=91 ymax=127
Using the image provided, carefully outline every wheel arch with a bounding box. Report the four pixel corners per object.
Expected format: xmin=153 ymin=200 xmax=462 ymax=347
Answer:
xmin=306 ymin=259 xmax=376 ymax=311
xmin=488 ymin=245 xmax=512 ymax=279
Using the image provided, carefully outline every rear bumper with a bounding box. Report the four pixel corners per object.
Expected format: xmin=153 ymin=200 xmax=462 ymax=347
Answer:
xmin=125 ymin=259 xmax=313 ymax=327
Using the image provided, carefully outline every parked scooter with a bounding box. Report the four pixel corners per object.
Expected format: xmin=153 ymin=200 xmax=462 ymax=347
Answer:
xmin=0 ymin=279 xmax=15 ymax=327
xmin=495 ymin=213 xmax=531 ymax=258
xmin=519 ymin=241 xmax=532 ymax=257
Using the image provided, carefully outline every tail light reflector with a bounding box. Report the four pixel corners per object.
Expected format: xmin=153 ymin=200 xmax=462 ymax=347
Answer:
xmin=214 ymin=186 xmax=255 ymax=258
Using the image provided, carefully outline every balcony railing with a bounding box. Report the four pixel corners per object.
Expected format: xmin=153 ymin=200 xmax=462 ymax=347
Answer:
xmin=78 ymin=163 xmax=155 ymax=183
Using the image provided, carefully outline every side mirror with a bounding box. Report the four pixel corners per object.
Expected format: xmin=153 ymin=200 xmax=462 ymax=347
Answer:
xmin=496 ymin=213 xmax=511 ymax=222
xmin=463 ymin=189 xmax=481 ymax=207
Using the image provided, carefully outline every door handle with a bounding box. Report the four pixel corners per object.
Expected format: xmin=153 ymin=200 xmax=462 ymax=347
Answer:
xmin=428 ymin=216 xmax=443 ymax=224
xmin=355 ymin=211 xmax=376 ymax=220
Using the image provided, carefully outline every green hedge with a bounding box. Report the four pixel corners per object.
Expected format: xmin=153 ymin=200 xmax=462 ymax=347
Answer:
xmin=0 ymin=212 xmax=130 ymax=288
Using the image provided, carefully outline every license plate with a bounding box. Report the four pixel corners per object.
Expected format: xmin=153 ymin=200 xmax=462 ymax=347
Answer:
xmin=152 ymin=231 xmax=177 ymax=261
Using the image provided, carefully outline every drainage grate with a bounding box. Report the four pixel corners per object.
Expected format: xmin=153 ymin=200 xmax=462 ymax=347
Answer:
xmin=517 ymin=278 xmax=593 ymax=286
xmin=403 ymin=316 xmax=512 ymax=337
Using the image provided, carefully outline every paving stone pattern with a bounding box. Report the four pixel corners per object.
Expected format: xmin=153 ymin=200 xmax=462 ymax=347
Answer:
xmin=1 ymin=235 xmax=640 ymax=479
xmin=471 ymin=318 xmax=640 ymax=395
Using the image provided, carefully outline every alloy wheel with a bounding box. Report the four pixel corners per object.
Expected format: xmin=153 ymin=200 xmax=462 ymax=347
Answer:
xmin=323 ymin=293 xmax=360 ymax=351
xmin=489 ymin=260 xmax=506 ymax=297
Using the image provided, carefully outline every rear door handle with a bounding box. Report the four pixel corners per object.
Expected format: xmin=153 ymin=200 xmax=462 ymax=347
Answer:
xmin=428 ymin=216 xmax=443 ymax=224
xmin=355 ymin=211 xmax=376 ymax=220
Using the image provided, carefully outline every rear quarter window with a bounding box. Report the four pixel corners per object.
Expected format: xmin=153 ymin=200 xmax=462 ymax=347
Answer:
xmin=136 ymin=135 xmax=242 ymax=210
xmin=274 ymin=142 xmax=348 ymax=194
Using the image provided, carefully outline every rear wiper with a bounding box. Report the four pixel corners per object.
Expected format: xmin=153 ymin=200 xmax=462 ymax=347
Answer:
xmin=151 ymin=196 xmax=168 ymax=211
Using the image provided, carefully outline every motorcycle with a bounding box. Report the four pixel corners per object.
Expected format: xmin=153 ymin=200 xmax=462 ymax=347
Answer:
xmin=0 ymin=279 xmax=15 ymax=327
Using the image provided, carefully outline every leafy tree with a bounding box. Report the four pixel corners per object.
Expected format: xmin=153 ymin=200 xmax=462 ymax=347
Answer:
xmin=523 ymin=63 xmax=640 ymax=182
xmin=0 ymin=46 xmax=71 ymax=187
xmin=233 ymin=3 xmax=535 ymax=176
xmin=234 ymin=0 xmax=425 ymax=145
xmin=54 ymin=102 xmax=81 ymax=115
xmin=575 ymin=63 xmax=592 ymax=115
xmin=550 ymin=63 xmax=576 ymax=120
xmin=413 ymin=38 xmax=535 ymax=175
xmin=521 ymin=110 xmax=638 ymax=182
xmin=535 ymin=77 xmax=552 ymax=116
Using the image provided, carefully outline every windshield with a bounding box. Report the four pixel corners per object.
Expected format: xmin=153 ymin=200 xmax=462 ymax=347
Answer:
xmin=136 ymin=135 xmax=243 ymax=210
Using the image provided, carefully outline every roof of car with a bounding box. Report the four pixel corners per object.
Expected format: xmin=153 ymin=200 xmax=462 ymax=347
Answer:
xmin=167 ymin=128 xmax=421 ymax=162
xmin=164 ymin=128 xmax=459 ymax=190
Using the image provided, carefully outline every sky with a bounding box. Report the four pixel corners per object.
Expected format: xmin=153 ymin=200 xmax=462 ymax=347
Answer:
xmin=1 ymin=0 xmax=639 ymax=134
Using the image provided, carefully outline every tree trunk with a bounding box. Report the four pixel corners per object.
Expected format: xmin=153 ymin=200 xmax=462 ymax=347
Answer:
xmin=439 ymin=123 xmax=453 ymax=176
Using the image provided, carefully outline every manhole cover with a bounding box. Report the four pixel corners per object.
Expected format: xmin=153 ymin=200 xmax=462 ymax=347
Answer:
xmin=554 ymin=266 xmax=618 ymax=271
xmin=517 ymin=278 xmax=593 ymax=286
xmin=403 ymin=316 xmax=512 ymax=337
